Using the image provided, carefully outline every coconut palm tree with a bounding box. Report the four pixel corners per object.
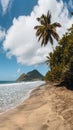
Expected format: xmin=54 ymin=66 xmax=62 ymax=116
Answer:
xmin=34 ymin=11 xmax=61 ymax=47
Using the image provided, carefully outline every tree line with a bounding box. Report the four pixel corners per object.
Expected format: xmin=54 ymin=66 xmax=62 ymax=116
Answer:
xmin=34 ymin=11 xmax=73 ymax=90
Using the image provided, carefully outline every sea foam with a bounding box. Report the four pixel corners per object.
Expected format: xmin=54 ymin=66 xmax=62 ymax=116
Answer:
xmin=0 ymin=81 xmax=44 ymax=114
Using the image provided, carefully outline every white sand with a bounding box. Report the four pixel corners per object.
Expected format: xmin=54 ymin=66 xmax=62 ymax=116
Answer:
xmin=0 ymin=82 xmax=73 ymax=130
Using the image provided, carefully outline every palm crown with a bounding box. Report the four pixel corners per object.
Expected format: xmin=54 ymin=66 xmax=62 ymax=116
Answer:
xmin=34 ymin=11 xmax=61 ymax=46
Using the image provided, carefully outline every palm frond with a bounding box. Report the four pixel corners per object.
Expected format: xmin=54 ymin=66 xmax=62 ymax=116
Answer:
xmin=36 ymin=30 xmax=41 ymax=36
xmin=46 ymin=55 xmax=50 ymax=65
xmin=47 ymin=10 xmax=51 ymax=24
xmin=41 ymin=37 xmax=45 ymax=46
xmin=38 ymin=32 xmax=44 ymax=41
xmin=34 ymin=25 xmax=41 ymax=29
xmin=46 ymin=55 xmax=50 ymax=59
xmin=49 ymin=36 xmax=53 ymax=45
xmin=51 ymin=30 xmax=59 ymax=41
xmin=36 ymin=17 xmax=40 ymax=21
xmin=34 ymin=25 xmax=45 ymax=30
xmin=43 ymin=32 xmax=50 ymax=46
xmin=51 ymin=22 xmax=61 ymax=28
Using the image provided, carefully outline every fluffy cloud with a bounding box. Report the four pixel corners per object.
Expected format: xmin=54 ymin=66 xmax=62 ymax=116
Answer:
xmin=3 ymin=0 xmax=73 ymax=65
xmin=0 ymin=27 xmax=5 ymax=41
xmin=1 ymin=0 xmax=13 ymax=14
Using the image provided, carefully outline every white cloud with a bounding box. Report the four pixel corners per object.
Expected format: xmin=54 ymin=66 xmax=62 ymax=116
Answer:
xmin=3 ymin=0 xmax=73 ymax=65
xmin=1 ymin=0 xmax=13 ymax=14
xmin=0 ymin=27 xmax=5 ymax=41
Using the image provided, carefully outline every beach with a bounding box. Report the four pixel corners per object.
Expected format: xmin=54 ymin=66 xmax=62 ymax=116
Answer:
xmin=0 ymin=82 xmax=73 ymax=130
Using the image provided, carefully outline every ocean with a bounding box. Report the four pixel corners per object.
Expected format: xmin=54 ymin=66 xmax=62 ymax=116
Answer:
xmin=0 ymin=81 xmax=16 ymax=84
xmin=0 ymin=81 xmax=45 ymax=114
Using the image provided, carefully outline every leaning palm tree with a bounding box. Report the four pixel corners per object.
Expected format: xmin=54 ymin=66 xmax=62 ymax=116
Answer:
xmin=34 ymin=11 xmax=61 ymax=47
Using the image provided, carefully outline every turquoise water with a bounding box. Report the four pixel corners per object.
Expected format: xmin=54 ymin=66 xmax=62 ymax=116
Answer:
xmin=0 ymin=81 xmax=16 ymax=84
xmin=0 ymin=81 xmax=44 ymax=114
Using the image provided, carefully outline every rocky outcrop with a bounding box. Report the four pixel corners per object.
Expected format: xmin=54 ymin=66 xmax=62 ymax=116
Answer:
xmin=17 ymin=70 xmax=44 ymax=81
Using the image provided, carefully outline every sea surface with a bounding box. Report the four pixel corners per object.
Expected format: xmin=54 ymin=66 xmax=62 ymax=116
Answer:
xmin=0 ymin=81 xmax=45 ymax=114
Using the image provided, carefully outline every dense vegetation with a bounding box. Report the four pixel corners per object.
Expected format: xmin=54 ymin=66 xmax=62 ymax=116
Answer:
xmin=45 ymin=24 xmax=73 ymax=89
xmin=34 ymin=11 xmax=73 ymax=89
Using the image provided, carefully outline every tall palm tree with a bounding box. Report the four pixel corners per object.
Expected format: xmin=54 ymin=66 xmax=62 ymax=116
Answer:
xmin=34 ymin=11 xmax=61 ymax=47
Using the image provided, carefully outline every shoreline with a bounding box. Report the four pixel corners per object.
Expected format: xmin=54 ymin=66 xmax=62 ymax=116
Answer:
xmin=0 ymin=88 xmax=34 ymax=116
xmin=0 ymin=82 xmax=73 ymax=130
xmin=0 ymin=81 xmax=45 ymax=116
xmin=0 ymin=82 xmax=46 ymax=116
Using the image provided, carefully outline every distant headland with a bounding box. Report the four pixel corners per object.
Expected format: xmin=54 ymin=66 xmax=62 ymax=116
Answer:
xmin=17 ymin=69 xmax=44 ymax=82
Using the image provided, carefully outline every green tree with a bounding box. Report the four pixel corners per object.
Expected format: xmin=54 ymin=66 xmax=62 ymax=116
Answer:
xmin=45 ymin=25 xmax=73 ymax=89
xmin=34 ymin=11 xmax=61 ymax=47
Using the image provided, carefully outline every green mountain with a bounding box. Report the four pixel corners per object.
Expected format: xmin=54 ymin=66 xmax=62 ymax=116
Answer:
xmin=17 ymin=70 xmax=44 ymax=81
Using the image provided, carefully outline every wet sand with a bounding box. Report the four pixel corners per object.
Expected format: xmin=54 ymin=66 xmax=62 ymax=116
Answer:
xmin=0 ymin=82 xmax=73 ymax=130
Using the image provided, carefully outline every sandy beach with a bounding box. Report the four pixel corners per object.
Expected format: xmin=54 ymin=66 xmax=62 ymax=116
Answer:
xmin=0 ymin=82 xmax=73 ymax=130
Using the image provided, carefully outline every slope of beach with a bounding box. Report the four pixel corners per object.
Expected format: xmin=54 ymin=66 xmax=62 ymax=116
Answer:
xmin=0 ymin=82 xmax=73 ymax=130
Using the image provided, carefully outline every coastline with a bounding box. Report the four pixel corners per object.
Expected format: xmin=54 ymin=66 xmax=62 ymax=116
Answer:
xmin=0 ymin=81 xmax=45 ymax=115
xmin=0 ymin=81 xmax=46 ymax=116
xmin=0 ymin=82 xmax=73 ymax=130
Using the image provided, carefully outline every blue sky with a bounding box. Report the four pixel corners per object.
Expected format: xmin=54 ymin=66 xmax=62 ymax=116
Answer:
xmin=0 ymin=0 xmax=73 ymax=81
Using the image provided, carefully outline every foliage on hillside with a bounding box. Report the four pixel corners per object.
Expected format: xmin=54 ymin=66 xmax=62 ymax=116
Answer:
xmin=45 ymin=24 xmax=73 ymax=89
xmin=17 ymin=70 xmax=44 ymax=81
